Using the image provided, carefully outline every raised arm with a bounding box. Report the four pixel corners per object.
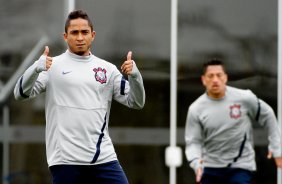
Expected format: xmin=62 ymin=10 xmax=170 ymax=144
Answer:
xmin=113 ymin=51 xmax=145 ymax=109
xmin=14 ymin=46 xmax=52 ymax=100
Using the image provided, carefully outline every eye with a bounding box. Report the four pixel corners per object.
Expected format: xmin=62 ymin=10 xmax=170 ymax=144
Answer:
xmin=206 ymin=74 xmax=214 ymax=79
xmin=217 ymin=73 xmax=224 ymax=78
xmin=70 ymin=30 xmax=79 ymax=35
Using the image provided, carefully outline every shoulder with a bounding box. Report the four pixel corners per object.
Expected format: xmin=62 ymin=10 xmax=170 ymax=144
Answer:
xmin=227 ymin=86 xmax=256 ymax=98
xmin=92 ymin=55 xmax=117 ymax=68
xmin=52 ymin=52 xmax=67 ymax=63
xmin=227 ymin=86 xmax=258 ymax=107
xmin=189 ymin=93 xmax=207 ymax=111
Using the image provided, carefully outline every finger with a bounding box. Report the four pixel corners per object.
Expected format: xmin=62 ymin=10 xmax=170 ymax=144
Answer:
xmin=43 ymin=46 xmax=49 ymax=56
xmin=196 ymin=169 xmax=202 ymax=183
xmin=122 ymin=63 xmax=133 ymax=72
xmin=121 ymin=67 xmax=128 ymax=74
xmin=121 ymin=63 xmax=125 ymax=72
xmin=127 ymin=51 xmax=132 ymax=61
xmin=125 ymin=68 xmax=133 ymax=75
xmin=121 ymin=63 xmax=125 ymax=70
xmin=267 ymin=151 xmax=272 ymax=159
xmin=46 ymin=56 xmax=53 ymax=70
xmin=196 ymin=175 xmax=201 ymax=183
xmin=121 ymin=60 xmax=132 ymax=71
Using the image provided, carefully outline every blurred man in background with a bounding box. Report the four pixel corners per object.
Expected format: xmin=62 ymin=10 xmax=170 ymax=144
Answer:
xmin=14 ymin=10 xmax=145 ymax=184
xmin=185 ymin=59 xmax=282 ymax=184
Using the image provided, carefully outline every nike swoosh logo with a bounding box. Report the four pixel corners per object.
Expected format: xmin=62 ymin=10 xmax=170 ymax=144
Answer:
xmin=62 ymin=71 xmax=72 ymax=75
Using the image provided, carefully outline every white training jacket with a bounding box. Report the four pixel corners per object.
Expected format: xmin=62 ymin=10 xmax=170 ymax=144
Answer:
xmin=14 ymin=50 xmax=145 ymax=167
xmin=185 ymin=86 xmax=281 ymax=173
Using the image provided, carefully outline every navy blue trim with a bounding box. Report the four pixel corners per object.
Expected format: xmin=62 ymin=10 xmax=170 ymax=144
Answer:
xmin=91 ymin=114 xmax=107 ymax=164
xmin=227 ymin=133 xmax=247 ymax=167
xmin=188 ymin=158 xmax=199 ymax=164
xmin=120 ymin=76 xmax=126 ymax=95
xmin=255 ymin=99 xmax=261 ymax=121
xmin=19 ymin=76 xmax=29 ymax=98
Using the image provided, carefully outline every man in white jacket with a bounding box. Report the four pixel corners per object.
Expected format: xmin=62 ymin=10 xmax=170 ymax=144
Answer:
xmin=185 ymin=59 xmax=282 ymax=184
xmin=14 ymin=10 xmax=145 ymax=184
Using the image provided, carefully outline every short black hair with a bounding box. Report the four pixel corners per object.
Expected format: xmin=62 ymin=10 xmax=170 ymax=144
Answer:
xmin=65 ymin=10 xmax=93 ymax=33
xmin=202 ymin=58 xmax=225 ymax=74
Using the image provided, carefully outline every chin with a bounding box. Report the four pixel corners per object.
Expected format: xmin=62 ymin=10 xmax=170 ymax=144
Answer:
xmin=75 ymin=51 xmax=86 ymax=56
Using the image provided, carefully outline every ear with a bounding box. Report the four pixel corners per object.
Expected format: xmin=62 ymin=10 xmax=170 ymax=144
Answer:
xmin=201 ymin=75 xmax=206 ymax=86
xmin=91 ymin=31 xmax=96 ymax=41
xmin=63 ymin=32 xmax=68 ymax=42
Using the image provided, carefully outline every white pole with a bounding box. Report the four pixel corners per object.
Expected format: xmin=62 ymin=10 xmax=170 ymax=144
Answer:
xmin=278 ymin=0 xmax=282 ymax=183
xmin=64 ymin=0 xmax=75 ymax=19
xmin=170 ymin=0 xmax=178 ymax=151
xmin=169 ymin=0 xmax=178 ymax=183
xmin=64 ymin=0 xmax=75 ymax=47
xmin=2 ymin=106 xmax=10 ymax=184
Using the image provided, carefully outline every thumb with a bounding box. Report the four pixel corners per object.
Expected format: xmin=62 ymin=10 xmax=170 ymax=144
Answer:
xmin=43 ymin=46 xmax=49 ymax=56
xmin=127 ymin=51 xmax=132 ymax=61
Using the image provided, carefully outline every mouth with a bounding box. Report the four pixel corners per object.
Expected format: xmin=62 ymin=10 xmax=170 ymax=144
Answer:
xmin=76 ymin=44 xmax=85 ymax=47
xmin=211 ymin=85 xmax=219 ymax=89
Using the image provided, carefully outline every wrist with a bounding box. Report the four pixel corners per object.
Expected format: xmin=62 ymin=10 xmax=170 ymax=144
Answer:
xmin=36 ymin=55 xmax=47 ymax=73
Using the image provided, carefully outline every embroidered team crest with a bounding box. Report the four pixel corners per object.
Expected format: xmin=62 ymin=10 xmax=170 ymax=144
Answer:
xmin=229 ymin=104 xmax=241 ymax=119
xmin=93 ymin=67 xmax=107 ymax=84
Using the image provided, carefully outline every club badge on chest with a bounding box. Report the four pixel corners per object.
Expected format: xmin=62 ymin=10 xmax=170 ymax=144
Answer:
xmin=230 ymin=104 xmax=241 ymax=119
xmin=93 ymin=67 xmax=107 ymax=84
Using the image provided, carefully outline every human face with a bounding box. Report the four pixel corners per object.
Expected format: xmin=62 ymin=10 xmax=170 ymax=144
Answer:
xmin=201 ymin=65 xmax=227 ymax=99
xmin=64 ymin=18 xmax=96 ymax=56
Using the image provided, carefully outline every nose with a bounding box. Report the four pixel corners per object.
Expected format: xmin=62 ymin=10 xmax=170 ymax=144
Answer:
xmin=212 ymin=76 xmax=220 ymax=83
xmin=77 ymin=33 xmax=83 ymax=40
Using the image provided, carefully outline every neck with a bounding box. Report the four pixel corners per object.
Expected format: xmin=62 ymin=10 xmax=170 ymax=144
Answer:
xmin=69 ymin=49 xmax=90 ymax=56
xmin=207 ymin=88 xmax=226 ymax=99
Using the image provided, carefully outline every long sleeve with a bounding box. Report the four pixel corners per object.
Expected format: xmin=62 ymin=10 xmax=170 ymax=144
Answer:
xmin=113 ymin=61 xmax=145 ymax=109
xmin=185 ymin=106 xmax=203 ymax=173
xmin=14 ymin=59 xmax=48 ymax=101
xmin=257 ymin=99 xmax=281 ymax=157
xmin=244 ymin=90 xmax=281 ymax=158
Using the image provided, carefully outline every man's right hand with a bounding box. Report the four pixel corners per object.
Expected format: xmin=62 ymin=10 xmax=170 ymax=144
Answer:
xmin=44 ymin=46 xmax=52 ymax=70
xmin=196 ymin=167 xmax=202 ymax=183
xmin=36 ymin=46 xmax=53 ymax=73
xmin=267 ymin=151 xmax=282 ymax=168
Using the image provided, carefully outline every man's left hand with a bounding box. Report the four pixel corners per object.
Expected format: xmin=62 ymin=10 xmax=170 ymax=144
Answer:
xmin=121 ymin=51 xmax=134 ymax=75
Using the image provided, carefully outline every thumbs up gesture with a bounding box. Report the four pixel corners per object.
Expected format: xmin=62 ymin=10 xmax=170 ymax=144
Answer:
xmin=36 ymin=46 xmax=53 ymax=73
xmin=44 ymin=46 xmax=53 ymax=70
xmin=121 ymin=51 xmax=134 ymax=75
xmin=43 ymin=46 xmax=49 ymax=56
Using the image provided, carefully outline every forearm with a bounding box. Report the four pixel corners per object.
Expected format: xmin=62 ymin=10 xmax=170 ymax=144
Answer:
xmin=259 ymin=100 xmax=281 ymax=157
xmin=127 ymin=62 xmax=145 ymax=109
xmin=14 ymin=61 xmax=40 ymax=100
xmin=185 ymin=144 xmax=203 ymax=173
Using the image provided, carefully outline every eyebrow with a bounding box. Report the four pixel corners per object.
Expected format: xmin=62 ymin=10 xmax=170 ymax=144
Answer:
xmin=69 ymin=29 xmax=90 ymax=33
